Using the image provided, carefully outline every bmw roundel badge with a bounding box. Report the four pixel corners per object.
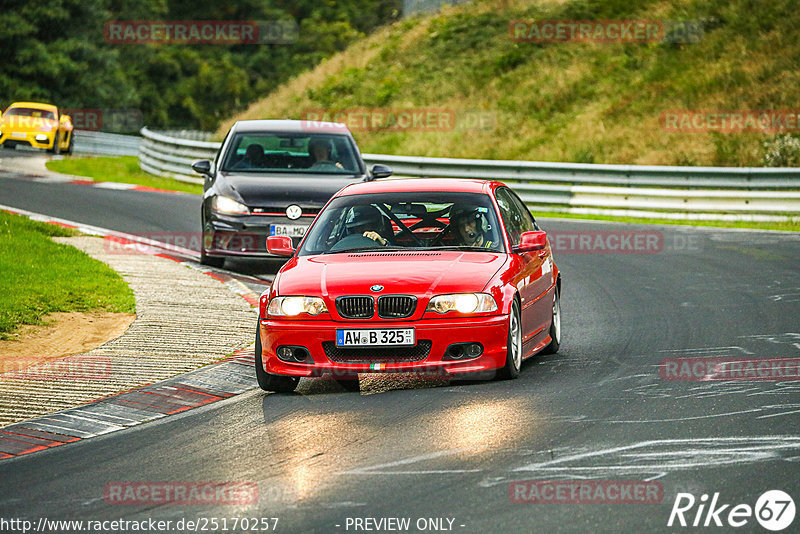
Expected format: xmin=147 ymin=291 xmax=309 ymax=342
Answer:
xmin=370 ymin=285 xmax=384 ymax=292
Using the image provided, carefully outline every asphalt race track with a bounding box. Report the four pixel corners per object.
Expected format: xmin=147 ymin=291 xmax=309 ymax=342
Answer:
xmin=1 ymin=156 xmax=800 ymax=533
xmin=0 ymin=154 xmax=198 ymax=235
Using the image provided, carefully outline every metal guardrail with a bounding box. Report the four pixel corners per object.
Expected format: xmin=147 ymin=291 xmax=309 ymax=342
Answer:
xmin=139 ymin=127 xmax=800 ymax=220
xmin=139 ymin=127 xmax=218 ymax=184
xmin=153 ymin=129 xmax=217 ymax=142
xmin=73 ymin=130 xmax=141 ymax=156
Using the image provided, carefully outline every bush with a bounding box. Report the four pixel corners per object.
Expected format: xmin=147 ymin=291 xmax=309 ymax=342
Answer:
xmin=762 ymin=135 xmax=800 ymax=167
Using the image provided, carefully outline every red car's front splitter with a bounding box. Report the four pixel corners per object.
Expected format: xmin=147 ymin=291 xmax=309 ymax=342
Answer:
xmin=259 ymin=315 xmax=510 ymax=378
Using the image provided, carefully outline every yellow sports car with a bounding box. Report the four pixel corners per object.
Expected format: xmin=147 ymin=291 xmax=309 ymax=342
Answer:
xmin=0 ymin=101 xmax=74 ymax=154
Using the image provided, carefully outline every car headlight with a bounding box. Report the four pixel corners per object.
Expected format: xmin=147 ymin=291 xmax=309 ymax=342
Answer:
xmin=212 ymin=195 xmax=249 ymax=215
xmin=426 ymin=293 xmax=498 ymax=314
xmin=268 ymin=296 xmax=328 ymax=317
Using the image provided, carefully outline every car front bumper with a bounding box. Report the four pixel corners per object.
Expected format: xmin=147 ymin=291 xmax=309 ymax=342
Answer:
xmin=258 ymin=314 xmax=510 ymax=378
xmin=0 ymin=131 xmax=55 ymax=150
xmin=203 ymin=215 xmax=311 ymax=258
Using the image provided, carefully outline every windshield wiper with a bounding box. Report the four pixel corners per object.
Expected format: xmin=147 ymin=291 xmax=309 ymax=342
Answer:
xmin=323 ymin=246 xmax=406 ymax=254
xmin=432 ymin=246 xmax=494 ymax=251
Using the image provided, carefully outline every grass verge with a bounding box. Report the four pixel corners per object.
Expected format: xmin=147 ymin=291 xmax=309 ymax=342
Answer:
xmin=46 ymin=156 xmax=203 ymax=195
xmin=0 ymin=211 xmax=136 ymax=339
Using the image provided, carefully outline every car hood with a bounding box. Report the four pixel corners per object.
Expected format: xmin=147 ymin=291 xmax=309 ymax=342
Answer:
xmin=1 ymin=116 xmax=57 ymax=132
xmin=276 ymin=251 xmax=507 ymax=298
xmin=219 ymin=173 xmax=363 ymax=209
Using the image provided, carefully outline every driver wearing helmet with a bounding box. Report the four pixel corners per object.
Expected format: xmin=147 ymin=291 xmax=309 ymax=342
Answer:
xmin=345 ymin=205 xmax=392 ymax=246
xmin=449 ymin=204 xmax=494 ymax=248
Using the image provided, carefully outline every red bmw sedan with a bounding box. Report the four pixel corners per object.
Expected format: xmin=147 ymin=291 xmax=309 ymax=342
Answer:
xmin=256 ymin=178 xmax=561 ymax=392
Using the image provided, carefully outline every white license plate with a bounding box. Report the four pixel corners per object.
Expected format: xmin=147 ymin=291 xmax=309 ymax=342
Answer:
xmin=270 ymin=224 xmax=307 ymax=238
xmin=11 ymin=132 xmax=26 ymax=139
xmin=336 ymin=328 xmax=415 ymax=347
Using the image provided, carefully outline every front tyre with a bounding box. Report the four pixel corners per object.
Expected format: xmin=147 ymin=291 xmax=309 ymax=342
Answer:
xmin=255 ymin=325 xmax=299 ymax=393
xmin=542 ymin=286 xmax=561 ymax=355
xmin=498 ymin=299 xmax=522 ymax=380
xmin=200 ymin=248 xmax=225 ymax=268
xmin=48 ymin=132 xmax=61 ymax=155
xmin=200 ymin=218 xmax=226 ymax=268
xmin=65 ymin=132 xmax=74 ymax=155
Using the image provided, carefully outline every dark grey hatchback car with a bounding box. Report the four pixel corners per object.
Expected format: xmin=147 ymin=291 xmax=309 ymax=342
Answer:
xmin=192 ymin=119 xmax=391 ymax=267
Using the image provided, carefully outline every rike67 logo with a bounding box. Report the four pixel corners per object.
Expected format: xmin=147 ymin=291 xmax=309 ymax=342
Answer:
xmin=668 ymin=490 xmax=795 ymax=531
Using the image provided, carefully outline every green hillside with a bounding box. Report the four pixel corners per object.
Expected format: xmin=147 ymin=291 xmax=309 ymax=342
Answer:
xmin=219 ymin=0 xmax=800 ymax=167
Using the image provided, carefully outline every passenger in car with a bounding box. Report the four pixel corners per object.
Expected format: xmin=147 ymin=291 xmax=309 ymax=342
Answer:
xmin=449 ymin=204 xmax=495 ymax=248
xmin=233 ymin=144 xmax=266 ymax=169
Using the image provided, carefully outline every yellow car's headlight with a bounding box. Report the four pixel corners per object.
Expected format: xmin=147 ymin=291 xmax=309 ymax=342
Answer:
xmin=268 ymin=296 xmax=328 ymax=317
xmin=426 ymin=293 xmax=498 ymax=314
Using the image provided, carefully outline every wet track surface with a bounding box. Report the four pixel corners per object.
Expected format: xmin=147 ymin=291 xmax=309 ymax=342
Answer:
xmin=1 ymin=155 xmax=799 ymax=532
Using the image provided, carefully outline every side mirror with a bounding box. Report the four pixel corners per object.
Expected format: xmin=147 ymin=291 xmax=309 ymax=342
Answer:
xmin=267 ymin=235 xmax=294 ymax=256
xmin=192 ymin=160 xmax=213 ymax=176
xmin=370 ymin=164 xmax=393 ymax=179
xmin=514 ymin=230 xmax=548 ymax=253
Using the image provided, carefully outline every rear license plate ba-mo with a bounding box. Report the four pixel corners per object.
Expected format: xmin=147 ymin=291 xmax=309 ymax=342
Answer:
xmin=336 ymin=328 xmax=415 ymax=347
xmin=270 ymin=224 xmax=308 ymax=238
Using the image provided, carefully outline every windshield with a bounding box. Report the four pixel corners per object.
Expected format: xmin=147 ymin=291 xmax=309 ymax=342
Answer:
xmin=3 ymin=107 xmax=56 ymax=120
xmin=297 ymin=191 xmax=505 ymax=256
xmin=220 ymin=132 xmax=362 ymax=174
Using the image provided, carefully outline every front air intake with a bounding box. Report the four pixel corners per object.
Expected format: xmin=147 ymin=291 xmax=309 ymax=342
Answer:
xmin=377 ymin=295 xmax=416 ymax=318
xmin=336 ymin=296 xmax=374 ymax=319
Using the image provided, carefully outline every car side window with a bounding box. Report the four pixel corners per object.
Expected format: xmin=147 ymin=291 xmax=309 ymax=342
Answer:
xmin=496 ymin=187 xmax=533 ymax=244
xmin=507 ymin=188 xmax=538 ymax=232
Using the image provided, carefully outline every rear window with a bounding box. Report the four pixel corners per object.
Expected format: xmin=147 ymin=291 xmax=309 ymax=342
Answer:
xmin=220 ymin=132 xmax=362 ymax=175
